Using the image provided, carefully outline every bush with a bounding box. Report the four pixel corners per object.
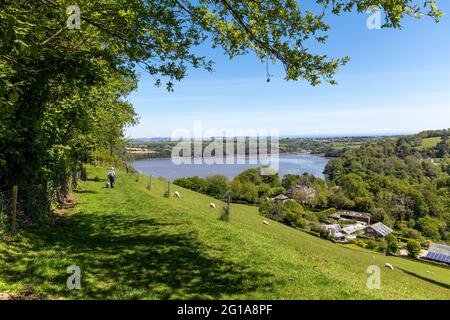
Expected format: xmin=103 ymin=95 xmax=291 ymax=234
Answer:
xmin=377 ymin=241 xmax=387 ymax=253
xmin=303 ymin=211 xmax=319 ymax=222
xmin=385 ymin=234 xmax=399 ymax=255
xmin=417 ymin=216 xmax=445 ymax=241
xmin=366 ymin=240 xmax=377 ymax=250
xmin=319 ymin=207 xmax=337 ymax=215
xmin=174 ymin=176 xmax=207 ymax=193
xmin=406 ymin=239 xmax=421 ymax=258
xmin=354 ymin=240 xmax=367 ymax=249
xmin=310 ymin=223 xmax=332 ymax=240
xmin=205 ymin=175 xmax=229 ymax=198
xmin=395 ymin=221 xmax=408 ymax=230
xmin=219 ymin=206 xmax=230 ymax=222
xmin=259 ymin=200 xmax=286 ymax=223
xmin=401 ymin=228 xmax=423 ymax=240
xmin=267 ymin=186 xmax=286 ymax=197
xmin=294 ymin=217 xmax=307 ymax=229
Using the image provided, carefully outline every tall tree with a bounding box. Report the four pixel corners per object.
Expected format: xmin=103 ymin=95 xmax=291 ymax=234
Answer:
xmin=0 ymin=0 xmax=443 ymax=194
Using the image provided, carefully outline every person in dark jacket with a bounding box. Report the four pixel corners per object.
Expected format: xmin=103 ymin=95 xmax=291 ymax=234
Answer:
xmin=107 ymin=167 xmax=116 ymax=188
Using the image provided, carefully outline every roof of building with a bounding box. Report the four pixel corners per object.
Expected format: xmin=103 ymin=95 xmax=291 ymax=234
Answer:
xmin=329 ymin=212 xmax=341 ymax=219
xmin=273 ymin=194 xmax=289 ymax=201
xmin=345 ymin=234 xmax=358 ymax=240
xmin=366 ymin=222 xmax=393 ymax=237
xmin=321 ymin=224 xmax=342 ymax=234
xmin=425 ymin=243 xmax=450 ymax=263
xmin=295 ymin=184 xmax=314 ymax=189
xmin=334 ymin=232 xmax=346 ymax=239
xmin=337 ymin=210 xmax=371 ymax=219
xmin=288 ymin=185 xmax=315 ymax=194
xmin=342 ymin=223 xmax=367 ymax=235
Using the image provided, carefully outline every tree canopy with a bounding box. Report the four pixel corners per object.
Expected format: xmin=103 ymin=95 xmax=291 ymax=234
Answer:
xmin=0 ymin=0 xmax=443 ymax=204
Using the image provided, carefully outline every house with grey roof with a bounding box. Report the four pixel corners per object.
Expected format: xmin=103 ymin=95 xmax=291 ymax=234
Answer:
xmin=364 ymin=222 xmax=393 ymax=239
xmin=339 ymin=222 xmax=367 ymax=241
xmin=335 ymin=210 xmax=371 ymax=224
xmin=287 ymin=184 xmax=316 ymax=204
xmin=424 ymin=243 xmax=450 ymax=264
xmin=272 ymin=194 xmax=289 ymax=203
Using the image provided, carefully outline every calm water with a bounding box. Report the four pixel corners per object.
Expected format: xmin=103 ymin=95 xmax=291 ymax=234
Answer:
xmin=131 ymin=154 xmax=328 ymax=180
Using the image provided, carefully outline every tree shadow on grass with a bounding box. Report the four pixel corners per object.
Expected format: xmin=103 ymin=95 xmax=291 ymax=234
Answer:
xmin=73 ymin=190 xmax=99 ymax=194
xmin=0 ymin=213 xmax=276 ymax=299
xmin=398 ymin=268 xmax=450 ymax=290
xmin=85 ymin=177 xmax=107 ymax=182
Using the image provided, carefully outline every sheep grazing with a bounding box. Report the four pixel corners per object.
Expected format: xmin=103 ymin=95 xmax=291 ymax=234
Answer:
xmin=209 ymin=203 xmax=216 ymax=209
xmin=385 ymin=263 xmax=394 ymax=270
xmin=174 ymin=191 xmax=180 ymax=198
xmin=263 ymin=220 xmax=270 ymax=226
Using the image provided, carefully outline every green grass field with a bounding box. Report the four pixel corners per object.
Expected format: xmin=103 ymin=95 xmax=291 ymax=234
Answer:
xmin=421 ymin=137 xmax=442 ymax=149
xmin=1 ymin=166 xmax=449 ymax=299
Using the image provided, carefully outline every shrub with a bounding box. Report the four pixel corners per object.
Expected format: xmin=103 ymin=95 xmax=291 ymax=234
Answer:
xmin=354 ymin=240 xmax=367 ymax=249
xmin=417 ymin=216 xmax=445 ymax=241
xmin=385 ymin=234 xmax=399 ymax=255
xmin=377 ymin=241 xmax=387 ymax=253
xmin=205 ymin=175 xmax=229 ymax=198
xmin=406 ymin=240 xmax=421 ymax=258
xmin=319 ymin=208 xmax=337 ymax=215
xmin=310 ymin=223 xmax=332 ymax=239
xmin=294 ymin=217 xmax=307 ymax=229
xmin=395 ymin=221 xmax=408 ymax=230
xmin=401 ymin=228 xmax=423 ymax=240
xmin=259 ymin=200 xmax=286 ymax=223
xmin=366 ymin=240 xmax=377 ymax=250
xmin=284 ymin=200 xmax=304 ymax=215
xmin=303 ymin=211 xmax=319 ymax=222
xmin=173 ymin=177 xmax=192 ymax=189
xmin=219 ymin=206 xmax=230 ymax=222
xmin=267 ymin=186 xmax=286 ymax=197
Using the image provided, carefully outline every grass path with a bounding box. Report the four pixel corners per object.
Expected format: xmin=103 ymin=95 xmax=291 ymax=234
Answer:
xmin=0 ymin=166 xmax=449 ymax=299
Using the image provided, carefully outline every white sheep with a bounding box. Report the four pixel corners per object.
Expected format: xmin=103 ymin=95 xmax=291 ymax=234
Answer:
xmin=174 ymin=191 xmax=180 ymax=198
xmin=209 ymin=203 xmax=216 ymax=209
xmin=385 ymin=263 xmax=394 ymax=270
xmin=263 ymin=220 xmax=270 ymax=226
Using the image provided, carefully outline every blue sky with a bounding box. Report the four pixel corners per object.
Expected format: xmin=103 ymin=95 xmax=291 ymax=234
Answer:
xmin=126 ymin=2 xmax=450 ymax=138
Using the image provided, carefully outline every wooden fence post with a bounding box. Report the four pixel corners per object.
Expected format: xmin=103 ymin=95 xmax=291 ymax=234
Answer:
xmin=147 ymin=175 xmax=152 ymax=190
xmin=11 ymin=185 xmax=18 ymax=233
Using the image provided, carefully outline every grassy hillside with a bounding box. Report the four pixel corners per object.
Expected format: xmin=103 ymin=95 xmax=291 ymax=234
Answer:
xmin=1 ymin=166 xmax=449 ymax=299
xmin=421 ymin=136 xmax=442 ymax=149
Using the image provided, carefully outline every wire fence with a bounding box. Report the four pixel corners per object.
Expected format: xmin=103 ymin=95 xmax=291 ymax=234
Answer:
xmin=0 ymin=189 xmax=11 ymax=235
xmin=0 ymin=184 xmax=51 ymax=234
xmin=0 ymin=171 xmax=83 ymax=235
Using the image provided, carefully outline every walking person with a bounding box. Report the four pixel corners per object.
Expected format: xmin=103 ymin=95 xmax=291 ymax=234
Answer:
xmin=107 ymin=167 xmax=116 ymax=188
